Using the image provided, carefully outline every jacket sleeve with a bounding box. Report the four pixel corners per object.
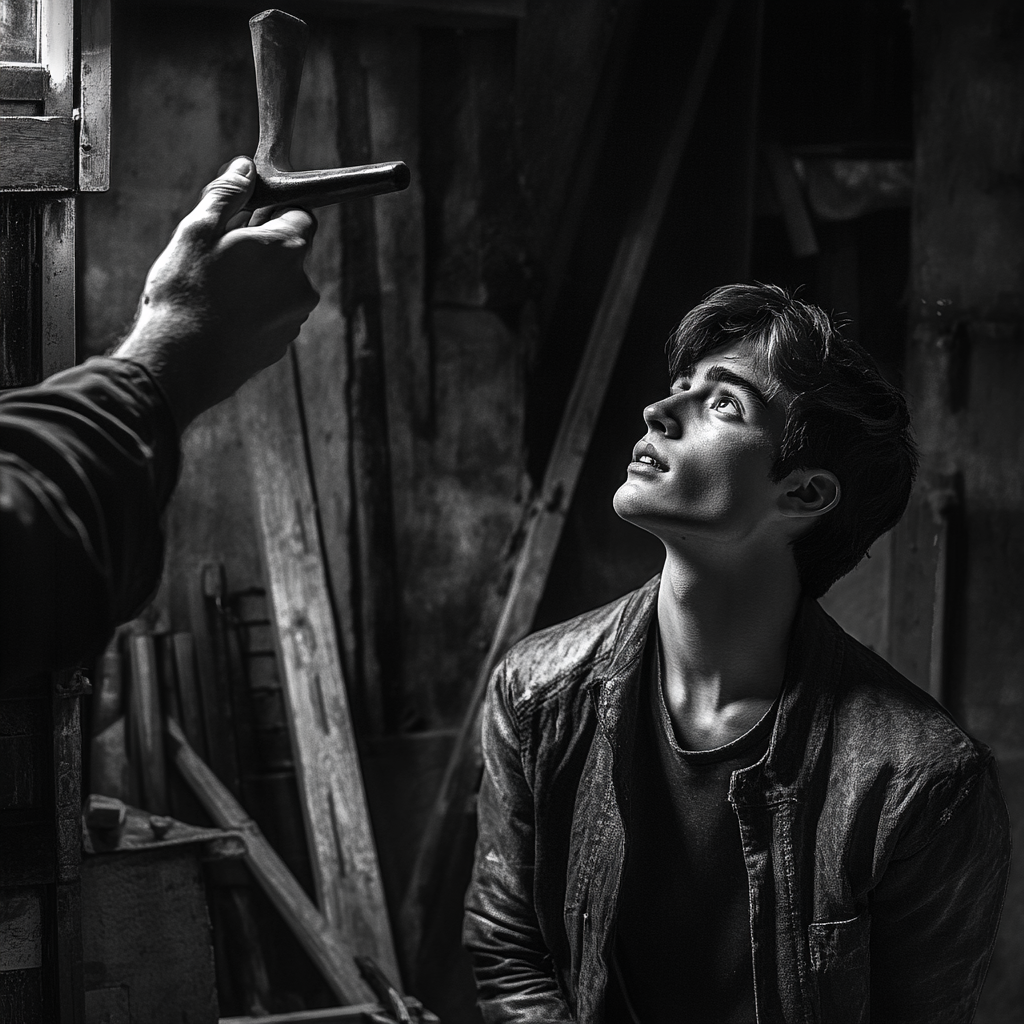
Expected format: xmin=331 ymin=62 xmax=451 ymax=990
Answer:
xmin=868 ymin=757 xmax=1011 ymax=1023
xmin=464 ymin=662 xmax=575 ymax=1023
xmin=0 ymin=357 xmax=180 ymax=687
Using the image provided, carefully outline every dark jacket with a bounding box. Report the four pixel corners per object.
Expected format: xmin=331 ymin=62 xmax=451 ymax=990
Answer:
xmin=0 ymin=358 xmax=179 ymax=684
xmin=464 ymin=576 xmax=1011 ymax=1023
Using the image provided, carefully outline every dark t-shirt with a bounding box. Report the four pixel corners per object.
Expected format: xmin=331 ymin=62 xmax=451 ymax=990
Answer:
xmin=609 ymin=630 xmax=777 ymax=1024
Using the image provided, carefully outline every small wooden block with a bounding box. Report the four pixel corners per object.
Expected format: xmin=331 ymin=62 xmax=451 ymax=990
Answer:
xmin=0 ymin=116 xmax=74 ymax=190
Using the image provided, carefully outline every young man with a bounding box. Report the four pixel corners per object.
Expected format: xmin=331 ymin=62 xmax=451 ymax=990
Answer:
xmin=464 ymin=284 xmax=1011 ymax=1023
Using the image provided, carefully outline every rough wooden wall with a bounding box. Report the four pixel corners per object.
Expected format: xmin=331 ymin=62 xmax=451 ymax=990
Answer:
xmin=894 ymin=2 xmax=1024 ymax=1017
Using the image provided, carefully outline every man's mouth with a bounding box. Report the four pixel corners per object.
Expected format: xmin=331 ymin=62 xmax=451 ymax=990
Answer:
xmin=631 ymin=442 xmax=668 ymax=472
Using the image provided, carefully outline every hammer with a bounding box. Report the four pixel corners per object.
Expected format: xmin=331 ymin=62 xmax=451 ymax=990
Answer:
xmin=245 ymin=9 xmax=410 ymax=211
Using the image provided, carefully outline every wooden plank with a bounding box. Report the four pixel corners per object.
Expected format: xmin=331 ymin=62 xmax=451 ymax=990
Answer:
xmin=0 ymin=64 xmax=46 ymax=102
xmin=187 ymin=562 xmax=242 ymax=797
xmin=238 ymin=353 xmax=400 ymax=984
xmin=0 ymin=888 xmax=44 ymax=971
xmin=517 ymin=0 xmax=642 ymax=325
xmin=171 ymin=633 xmax=208 ymax=761
xmin=126 ymin=633 xmax=169 ymax=815
xmin=287 ymin=33 xmax=361 ymax=719
xmin=89 ymin=642 xmax=130 ymax=800
xmin=220 ymin=995 xmax=437 ymax=1023
xmin=764 ymin=139 xmax=818 ymax=258
xmin=40 ymin=199 xmax=75 ymax=377
xmin=399 ymin=0 xmax=736 ymax=962
xmin=0 ymin=197 xmax=42 ymax=388
xmin=333 ymin=25 xmax=407 ymax=736
xmin=53 ymin=671 xmax=87 ymax=1023
xmin=167 ymin=719 xmax=377 ymax=1007
xmin=0 ymin=117 xmax=75 ymax=191
xmin=79 ymin=0 xmax=111 ymax=191
xmin=361 ymin=23 xmax=430 ymax=434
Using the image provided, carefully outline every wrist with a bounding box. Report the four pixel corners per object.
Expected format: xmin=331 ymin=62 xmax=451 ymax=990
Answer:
xmin=113 ymin=312 xmax=209 ymax=431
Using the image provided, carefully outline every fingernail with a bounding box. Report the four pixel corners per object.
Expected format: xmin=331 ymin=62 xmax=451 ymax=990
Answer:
xmin=228 ymin=156 xmax=254 ymax=179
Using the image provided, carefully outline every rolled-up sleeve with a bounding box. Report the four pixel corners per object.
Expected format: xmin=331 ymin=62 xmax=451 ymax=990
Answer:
xmin=0 ymin=357 xmax=180 ymax=685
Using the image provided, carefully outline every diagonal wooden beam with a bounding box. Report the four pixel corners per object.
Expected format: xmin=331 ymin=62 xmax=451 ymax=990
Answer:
xmin=167 ymin=717 xmax=377 ymax=1006
xmin=238 ymin=349 xmax=401 ymax=986
xmin=399 ymin=0 xmax=737 ymax=967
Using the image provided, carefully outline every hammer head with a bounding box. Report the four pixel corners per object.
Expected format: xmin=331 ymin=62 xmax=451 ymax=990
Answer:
xmin=246 ymin=9 xmax=410 ymax=211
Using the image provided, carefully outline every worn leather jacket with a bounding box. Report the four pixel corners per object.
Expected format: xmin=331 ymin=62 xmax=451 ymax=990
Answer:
xmin=464 ymin=576 xmax=1011 ymax=1023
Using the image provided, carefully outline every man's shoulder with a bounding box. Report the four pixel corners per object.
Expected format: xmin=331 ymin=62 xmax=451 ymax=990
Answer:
xmin=496 ymin=578 xmax=657 ymax=711
xmin=826 ymin=613 xmax=990 ymax=781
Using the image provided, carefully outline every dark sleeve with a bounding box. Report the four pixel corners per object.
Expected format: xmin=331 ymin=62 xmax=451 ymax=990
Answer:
xmin=868 ymin=758 xmax=1012 ymax=1023
xmin=463 ymin=663 xmax=575 ymax=1024
xmin=0 ymin=357 xmax=180 ymax=686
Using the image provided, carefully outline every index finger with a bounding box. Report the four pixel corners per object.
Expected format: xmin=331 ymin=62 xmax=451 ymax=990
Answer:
xmin=246 ymin=208 xmax=318 ymax=245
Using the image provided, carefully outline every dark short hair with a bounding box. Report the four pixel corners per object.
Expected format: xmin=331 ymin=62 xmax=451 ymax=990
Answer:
xmin=666 ymin=283 xmax=919 ymax=598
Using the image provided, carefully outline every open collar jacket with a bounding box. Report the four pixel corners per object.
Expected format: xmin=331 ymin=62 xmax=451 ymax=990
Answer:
xmin=464 ymin=576 xmax=1010 ymax=1023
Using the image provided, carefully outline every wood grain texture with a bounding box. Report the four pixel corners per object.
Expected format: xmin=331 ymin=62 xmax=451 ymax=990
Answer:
xmin=333 ymin=24 xmax=407 ymax=736
xmin=167 ymin=719 xmax=377 ymax=1006
xmin=400 ymin=0 xmax=736 ymax=963
xmin=40 ymin=199 xmax=75 ymax=376
xmin=79 ymin=0 xmax=111 ymax=191
xmin=0 ymin=64 xmax=46 ymax=102
xmin=288 ymin=33 xmax=361 ymax=720
xmin=126 ymin=634 xmax=169 ymax=814
xmin=0 ymin=117 xmax=74 ymax=191
xmin=52 ymin=674 xmax=85 ymax=1022
xmin=238 ymin=354 xmax=400 ymax=984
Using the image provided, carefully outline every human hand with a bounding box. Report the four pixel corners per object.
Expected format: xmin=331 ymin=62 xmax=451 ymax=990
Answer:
xmin=113 ymin=156 xmax=319 ymax=430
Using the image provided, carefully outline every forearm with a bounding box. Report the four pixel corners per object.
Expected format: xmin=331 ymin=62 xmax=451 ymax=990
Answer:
xmin=0 ymin=358 xmax=180 ymax=684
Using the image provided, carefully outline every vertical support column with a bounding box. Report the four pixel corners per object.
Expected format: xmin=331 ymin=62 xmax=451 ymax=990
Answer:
xmin=41 ymin=199 xmax=75 ymax=378
xmin=53 ymin=671 xmax=87 ymax=1023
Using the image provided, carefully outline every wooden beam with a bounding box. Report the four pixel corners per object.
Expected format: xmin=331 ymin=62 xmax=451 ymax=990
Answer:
xmin=333 ymin=24 xmax=407 ymax=736
xmin=41 ymin=199 xmax=75 ymax=377
xmin=79 ymin=0 xmax=111 ymax=192
xmin=126 ymin=632 xmax=169 ymax=815
xmin=167 ymin=718 xmax=377 ymax=1006
xmin=237 ymin=352 xmax=400 ymax=984
xmin=399 ymin=0 xmax=736 ymax=965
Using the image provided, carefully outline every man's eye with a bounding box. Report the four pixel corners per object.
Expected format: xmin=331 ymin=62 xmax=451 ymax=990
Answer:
xmin=712 ymin=395 xmax=740 ymax=414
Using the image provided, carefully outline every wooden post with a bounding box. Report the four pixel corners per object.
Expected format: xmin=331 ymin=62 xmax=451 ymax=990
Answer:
xmin=238 ymin=352 xmax=400 ymax=984
xmin=400 ymin=0 xmax=736 ymax=965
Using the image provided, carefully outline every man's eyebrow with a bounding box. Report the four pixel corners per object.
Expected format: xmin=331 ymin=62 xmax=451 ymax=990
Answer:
xmin=701 ymin=365 xmax=771 ymax=410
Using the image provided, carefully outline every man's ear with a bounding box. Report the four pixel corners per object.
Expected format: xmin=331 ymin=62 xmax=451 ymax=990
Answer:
xmin=778 ymin=469 xmax=841 ymax=519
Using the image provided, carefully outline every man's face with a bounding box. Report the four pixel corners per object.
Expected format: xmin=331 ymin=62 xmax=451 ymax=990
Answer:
xmin=613 ymin=340 xmax=791 ymax=549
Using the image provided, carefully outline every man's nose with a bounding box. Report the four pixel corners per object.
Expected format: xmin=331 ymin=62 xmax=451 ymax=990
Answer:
xmin=642 ymin=394 xmax=683 ymax=438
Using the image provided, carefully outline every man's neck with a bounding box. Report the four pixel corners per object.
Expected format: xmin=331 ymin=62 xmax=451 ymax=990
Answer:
xmin=656 ymin=545 xmax=803 ymax=750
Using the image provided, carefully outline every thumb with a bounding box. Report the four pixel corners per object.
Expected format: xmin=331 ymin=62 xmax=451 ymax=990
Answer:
xmin=188 ymin=156 xmax=257 ymax=236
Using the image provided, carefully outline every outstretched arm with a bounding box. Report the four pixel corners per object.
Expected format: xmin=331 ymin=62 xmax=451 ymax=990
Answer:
xmin=0 ymin=158 xmax=318 ymax=685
